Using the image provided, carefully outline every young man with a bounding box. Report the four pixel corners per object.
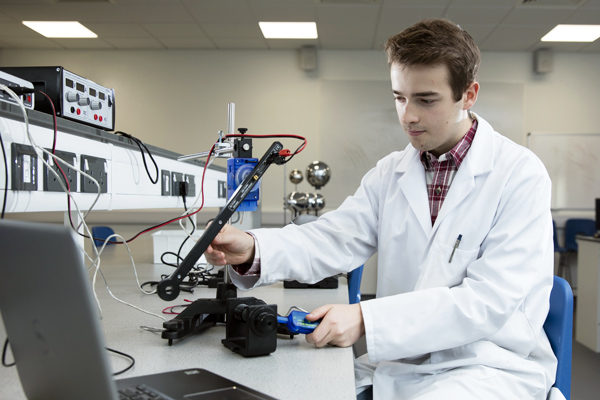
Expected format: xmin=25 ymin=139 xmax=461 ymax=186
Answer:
xmin=206 ymin=19 xmax=557 ymax=400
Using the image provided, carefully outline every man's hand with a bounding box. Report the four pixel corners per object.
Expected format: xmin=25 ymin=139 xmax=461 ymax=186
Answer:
xmin=204 ymin=223 xmax=255 ymax=266
xmin=305 ymin=303 xmax=365 ymax=348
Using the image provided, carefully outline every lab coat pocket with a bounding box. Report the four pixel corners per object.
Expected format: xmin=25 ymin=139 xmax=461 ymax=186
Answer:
xmin=417 ymin=242 xmax=478 ymax=289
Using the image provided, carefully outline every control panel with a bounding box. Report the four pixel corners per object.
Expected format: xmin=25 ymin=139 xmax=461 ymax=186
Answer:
xmin=0 ymin=66 xmax=115 ymax=131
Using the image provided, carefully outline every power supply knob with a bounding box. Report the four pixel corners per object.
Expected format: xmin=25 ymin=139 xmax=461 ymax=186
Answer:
xmin=66 ymin=92 xmax=79 ymax=102
xmin=89 ymin=100 xmax=102 ymax=110
xmin=77 ymin=97 xmax=90 ymax=106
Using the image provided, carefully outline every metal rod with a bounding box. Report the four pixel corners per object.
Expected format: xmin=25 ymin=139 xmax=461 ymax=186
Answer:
xmin=227 ymin=103 xmax=235 ymax=136
xmin=177 ymin=147 xmax=233 ymax=162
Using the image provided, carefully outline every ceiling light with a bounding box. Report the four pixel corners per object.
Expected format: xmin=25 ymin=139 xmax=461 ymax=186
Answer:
xmin=22 ymin=21 xmax=97 ymax=38
xmin=259 ymin=22 xmax=318 ymax=39
xmin=541 ymin=24 xmax=600 ymax=42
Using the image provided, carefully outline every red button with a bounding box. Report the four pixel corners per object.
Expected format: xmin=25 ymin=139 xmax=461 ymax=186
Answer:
xmin=94 ymin=114 xmax=98 ymax=120
xmin=99 ymin=116 xmax=103 ymax=122
xmin=76 ymin=109 xmax=81 ymax=115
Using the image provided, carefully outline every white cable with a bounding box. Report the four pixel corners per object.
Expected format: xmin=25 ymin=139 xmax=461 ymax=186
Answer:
xmin=0 ymin=84 xmax=164 ymax=323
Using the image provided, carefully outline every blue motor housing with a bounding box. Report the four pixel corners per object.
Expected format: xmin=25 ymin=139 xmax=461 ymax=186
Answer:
xmin=227 ymin=157 xmax=260 ymax=212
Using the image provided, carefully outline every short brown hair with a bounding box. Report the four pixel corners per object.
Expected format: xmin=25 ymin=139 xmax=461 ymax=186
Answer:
xmin=385 ymin=19 xmax=480 ymax=102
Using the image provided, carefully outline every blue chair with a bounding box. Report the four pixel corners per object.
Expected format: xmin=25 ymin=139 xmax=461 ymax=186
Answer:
xmin=561 ymin=218 xmax=595 ymax=287
xmin=544 ymin=276 xmax=574 ymax=400
xmin=564 ymin=218 xmax=595 ymax=253
xmin=347 ymin=265 xmax=364 ymax=304
xmin=553 ymin=220 xmax=568 ymax=281
xmin=91 ymin=226 xmax=116 ymax=247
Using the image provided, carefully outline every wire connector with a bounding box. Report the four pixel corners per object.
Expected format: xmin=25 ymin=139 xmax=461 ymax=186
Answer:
xmin=1 ymin=86 xmax=34 ymax=96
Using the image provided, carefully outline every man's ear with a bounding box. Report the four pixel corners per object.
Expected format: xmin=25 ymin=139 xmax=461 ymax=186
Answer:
xmin=463 ymin=81 xmax=479 ymax=110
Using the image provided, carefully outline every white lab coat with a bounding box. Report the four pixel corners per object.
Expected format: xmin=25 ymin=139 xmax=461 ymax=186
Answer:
xmin=232 ymin=115 xmax=557 ymax=399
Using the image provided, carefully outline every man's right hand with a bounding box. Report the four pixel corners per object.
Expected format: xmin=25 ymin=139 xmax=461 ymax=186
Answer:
xmin=205 ymin=223 xmax=255 ymax=266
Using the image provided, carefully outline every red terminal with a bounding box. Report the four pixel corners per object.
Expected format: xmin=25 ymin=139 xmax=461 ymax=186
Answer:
xmin=76 ymin=109 xmax=81 ymax=115
xmin=279 ymin=149 xmax=292 ymax=157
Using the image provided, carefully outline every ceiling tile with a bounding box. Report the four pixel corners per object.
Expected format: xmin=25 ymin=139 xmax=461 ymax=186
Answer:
xmin=50 ymin=38 xmax=115 ymax=50
xmin=84 ymin=23 xmax=150 ymax=38
xmin=211 ymin=37 xmax=269 ymax=50
xmin=0 ymin=21 xmax=42 ymax=38
xmin=502 ymin=7 xmax=575 ymax=25
xmin=201 ymin=23 xmax=262 ymax=38
xmin=183 ymin=3 xmax=255 ymax=24
xmin=479 ymin=24 xmax=552 ymax=51
xmin=250 ymin=4 xmax=316 ymax=21
xmin=445 ymin=6 xmax=513 ymax=25
xmin=104 ymin=37 xmax=165 ymax=49
xmin=118 ymin=3 xmax=195 ymax=23
xmin=319 ymin=36 xmax=375 ymax=50
xmin=318 ymin=22 xmax=377 ymax=38
xmin=158 ymin=37 xmax=217 ymax=49
xmin=0 ymin=37 xmax=63 ymax=49
xmin=317 ymin=4 xmax=380 ymax=25
xmin=143 ymin=23 xmax=207 ymax=38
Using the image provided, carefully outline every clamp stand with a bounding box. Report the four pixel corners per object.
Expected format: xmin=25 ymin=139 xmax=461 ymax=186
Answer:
xmin=161 ymin=282 xmax=237 ymax=345
xmin=159 ymin=140 xmax=289 ymax=347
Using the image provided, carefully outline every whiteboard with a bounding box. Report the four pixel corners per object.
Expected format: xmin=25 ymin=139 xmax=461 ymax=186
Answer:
xmin=527 ymin=132 xmax=600 ymax=210
xmin=318 ymin=80 xmax=524 ymax=209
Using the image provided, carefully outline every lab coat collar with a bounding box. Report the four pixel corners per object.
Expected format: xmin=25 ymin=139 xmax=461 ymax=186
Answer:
xmin=433 ymin=113 xmax=495 ymax=231
xmin=395 ymin=113 xmax=496 ymax=237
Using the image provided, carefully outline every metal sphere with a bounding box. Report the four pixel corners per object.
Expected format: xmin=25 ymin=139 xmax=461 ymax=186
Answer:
xmin=286 ymin=191 xmax=309 ymax=212
xmin=289 ymin=169 xmax=303 ymax=184
xmin=306 ymin=161 xmax=331 ymax=189
xmin=306 ymin=193 xmax=325 ymax=211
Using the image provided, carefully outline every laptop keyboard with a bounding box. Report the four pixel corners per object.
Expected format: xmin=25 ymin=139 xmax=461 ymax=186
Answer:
xmin=118 ymin=384 xmax=173 ymax=400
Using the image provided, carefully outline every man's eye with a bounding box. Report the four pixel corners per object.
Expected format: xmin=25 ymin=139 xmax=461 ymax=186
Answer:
xmin=421 ymin=99 xmax=436 ymax=105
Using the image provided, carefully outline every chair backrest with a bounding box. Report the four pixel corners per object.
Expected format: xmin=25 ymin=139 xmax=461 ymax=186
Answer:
xmin=543 ymin=276 xmax=573 ymax=400
xmin=552 ymin=220 xmax=564 ymax=252
xmin=564 ymin=218 xmax=595 ymax=252
xmin=347 ymin=265 xmax=364 ymax=305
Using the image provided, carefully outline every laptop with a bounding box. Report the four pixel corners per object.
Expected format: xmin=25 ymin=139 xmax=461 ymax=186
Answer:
xmin=0 ymin=219 xmax=277 ymax=400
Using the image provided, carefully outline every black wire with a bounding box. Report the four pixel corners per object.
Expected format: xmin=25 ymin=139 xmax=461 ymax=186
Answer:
xmin=175 ymin=195 xmax=196 ymax=266
xmin=0 ymin=129 xmax=7 ymax=220
xmin=114 ymin=131 xmax=159 ymax=184
xmin=2 ymin=338 xmax=15 ymax=367
xmin=107 ymin=347 xmax=135 ymax=376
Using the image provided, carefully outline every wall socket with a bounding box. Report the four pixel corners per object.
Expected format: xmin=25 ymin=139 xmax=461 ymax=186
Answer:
xmin=80 ymin=155 xmax=107 ymax=193
xmin=44 ymin=150 xmax=77 ymax=192
xmin=171 ymin=171 xmax=184 ymax=197
xmin=11 ymin=143 xmax=37 ymax=191
xmin=184 ymin=174 xmax=196 ymax=197
xmin=161 ymin=169 xmax=171 ymax=196
xmin=218 ymin=180 xmax=227 ymax=198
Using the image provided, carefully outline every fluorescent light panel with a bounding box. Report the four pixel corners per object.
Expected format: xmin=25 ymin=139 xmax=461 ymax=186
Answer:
xmin=542 ymin=24 xmax=600 ymax=42
xmin=22 ymin=21 xmax=97 ymax=38
xmin=259 ymin=22 xmax=318 ymax=39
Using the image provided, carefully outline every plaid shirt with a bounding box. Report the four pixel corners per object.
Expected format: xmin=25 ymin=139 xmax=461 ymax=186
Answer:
xmin=421 ymin=119 xmax=477 ymax=226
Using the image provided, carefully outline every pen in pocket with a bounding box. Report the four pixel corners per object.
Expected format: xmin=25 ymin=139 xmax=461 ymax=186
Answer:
xmin=448 ymin=234 xmax=463 ymax=263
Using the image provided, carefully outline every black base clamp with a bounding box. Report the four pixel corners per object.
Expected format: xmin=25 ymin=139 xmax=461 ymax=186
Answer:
xmin=161 ymin=282 xmax=237 ymax=346
xmin=221 ymin=297 xmax=278 ymax=357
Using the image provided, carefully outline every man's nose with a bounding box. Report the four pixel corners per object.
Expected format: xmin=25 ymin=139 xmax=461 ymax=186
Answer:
xmin=400 ymin=102 xmax=419 ymax=125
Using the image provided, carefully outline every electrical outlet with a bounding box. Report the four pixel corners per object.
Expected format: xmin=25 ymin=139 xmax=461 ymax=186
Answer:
xmin=184 ymin=174 xmax=196 ymax=197
xmin=161 ymin=169 xmax=171 ymax=196
xmin=218 ymin=180 xmax=227 ymax=198
xmin=80 ymin=155 xmax=107 ymax=193
xmin=11 ymin=143 xmax=37 ymax=191
xmin=171 ymin=172 xmax=184 ymax=197
xmin=44 ymin=150 xmax=77 ymax=192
